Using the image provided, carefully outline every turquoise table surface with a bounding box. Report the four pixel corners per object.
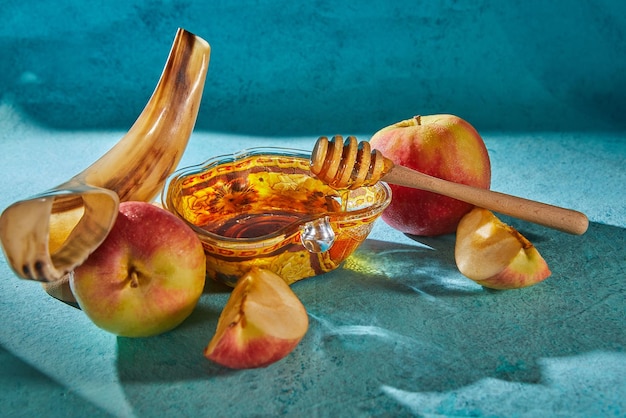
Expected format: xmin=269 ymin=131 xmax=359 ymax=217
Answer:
xmin=1 ymin=1 xmax=626 ymax=417
xmin=0 ymin=121 xmax=624 ymax=417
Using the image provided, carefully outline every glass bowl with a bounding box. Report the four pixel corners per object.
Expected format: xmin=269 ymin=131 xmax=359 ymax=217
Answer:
xmin=162 ymin=147 xmax=392 ymax=286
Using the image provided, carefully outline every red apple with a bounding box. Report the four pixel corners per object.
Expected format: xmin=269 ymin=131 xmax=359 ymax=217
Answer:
xmin=455 ymin=207 xmax=551 ymax=289
xmin=205 ymin=267 xmax=308 ymax=369
xmin=369 ymin=114 xmax=491 ymax=236
xmin=70 ymin=201 xmax=206 ymax=337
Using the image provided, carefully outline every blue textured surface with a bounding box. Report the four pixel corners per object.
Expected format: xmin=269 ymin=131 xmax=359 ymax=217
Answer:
xmin=2 ymin=0 xmax=626 ymax=134
xmin=1 ymin=1 xmax=625 ymax=417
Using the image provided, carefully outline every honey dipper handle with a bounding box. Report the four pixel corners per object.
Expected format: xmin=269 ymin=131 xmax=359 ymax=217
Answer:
xmin=385 ymin=165 xmax=589 ymax=235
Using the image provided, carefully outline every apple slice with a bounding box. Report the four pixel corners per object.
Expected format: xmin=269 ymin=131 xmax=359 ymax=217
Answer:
xmin=455 ymin=207 xmax=551 ymax=289
xmin=205 ymin=267 xmax=309 ymax=369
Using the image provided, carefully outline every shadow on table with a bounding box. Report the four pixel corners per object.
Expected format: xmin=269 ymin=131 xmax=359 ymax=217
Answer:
xmin=0 ymin=344 xmax=115 ymax=418
xmin=114 ymin=220 xmax=625 ymax=415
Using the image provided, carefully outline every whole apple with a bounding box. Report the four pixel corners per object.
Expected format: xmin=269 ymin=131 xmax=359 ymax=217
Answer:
xmin=369 ymin=114 xmax=491 ymax=236
xmin=70 ymin=201 xmax=206 ymax=337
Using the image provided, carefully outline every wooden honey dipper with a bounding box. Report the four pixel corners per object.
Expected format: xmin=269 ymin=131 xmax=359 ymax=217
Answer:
xmin=310 ymin=135 xmax=589 ymax=235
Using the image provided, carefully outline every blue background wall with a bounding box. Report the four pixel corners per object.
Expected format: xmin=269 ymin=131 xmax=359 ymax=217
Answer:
xmin=1 ymin=0 xmax=625 ymax=135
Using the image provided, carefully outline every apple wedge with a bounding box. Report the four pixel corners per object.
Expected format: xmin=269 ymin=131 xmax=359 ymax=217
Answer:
xmin=205 ymin=267 xmax=309 ymax=369
xmin=455 ymin=207 xmax=551 ymax=289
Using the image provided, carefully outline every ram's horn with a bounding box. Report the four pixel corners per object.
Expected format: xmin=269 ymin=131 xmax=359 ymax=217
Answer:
xmin=0 ymin=29 xmax=211 ymax=287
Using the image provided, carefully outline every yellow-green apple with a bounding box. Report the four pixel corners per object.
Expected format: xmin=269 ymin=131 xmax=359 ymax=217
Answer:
xmin=455 ymin=207 xmax=551 ymax=289
xmin=70 ymin=201 xmax=206 ymax=337
xmin=369 ymin=114 xmax=491 ymax=236
xmin=205 ymin=267 xmax=308 ymax=369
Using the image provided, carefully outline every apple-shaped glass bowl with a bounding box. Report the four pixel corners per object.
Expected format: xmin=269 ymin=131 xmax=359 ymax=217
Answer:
xmin=162 ymin=147 xmax=392 ymax=287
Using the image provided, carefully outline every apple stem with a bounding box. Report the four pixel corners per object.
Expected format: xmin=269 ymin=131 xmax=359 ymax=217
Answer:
xmin=130 ymin=270 xmax=139 ymax=288
xmin=413 ymin=115 xmax=421 ymax=125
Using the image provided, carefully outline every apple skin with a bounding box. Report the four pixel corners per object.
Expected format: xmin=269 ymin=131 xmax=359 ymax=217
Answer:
xmin=369 ymin=114 xmax=491 ymax=236
xmin=455 ymin=208 xmax=551 ymax=289
xmin=70 ymin=201 xmax=206 ymax=337
xmin=205 ymin=267 xmax=308 ymax=369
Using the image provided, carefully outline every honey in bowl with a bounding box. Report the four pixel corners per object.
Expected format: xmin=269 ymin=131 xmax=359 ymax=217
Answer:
xmin=163 ymin=148 xmax=391 ymax=286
